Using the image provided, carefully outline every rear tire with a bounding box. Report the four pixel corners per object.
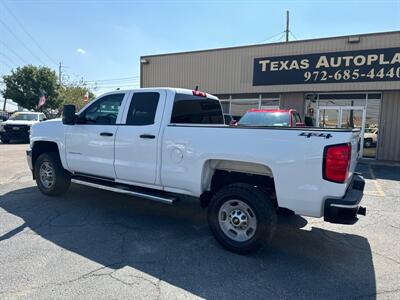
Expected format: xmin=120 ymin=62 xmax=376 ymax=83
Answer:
xmin=208 ymin=183 xmax=277 ymax=254
xmin=364 ymin=138 xmax=372 ymax=148
xmin=34 ymin=152 xmax=71 ymax=196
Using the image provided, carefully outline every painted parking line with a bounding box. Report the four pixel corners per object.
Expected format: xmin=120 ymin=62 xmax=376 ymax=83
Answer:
xmin=363 ymin=165 xmax=386 ymax=197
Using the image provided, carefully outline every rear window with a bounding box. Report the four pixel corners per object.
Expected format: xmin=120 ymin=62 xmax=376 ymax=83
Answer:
xmin=171 ymin=94 xmax=224 ymax=124
xmin=238 ymin=112 xmax=290 ymax=127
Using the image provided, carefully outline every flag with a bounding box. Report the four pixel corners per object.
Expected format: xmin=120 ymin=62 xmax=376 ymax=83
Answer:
xmin=83 ymin=91 xmax=89 ymax=102
xmin=38 ymin=90 xmax=46 ymax=108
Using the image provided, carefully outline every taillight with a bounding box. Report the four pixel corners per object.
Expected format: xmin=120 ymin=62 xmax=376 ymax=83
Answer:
xmin=323 ymin=143 xmax=351 ymax=183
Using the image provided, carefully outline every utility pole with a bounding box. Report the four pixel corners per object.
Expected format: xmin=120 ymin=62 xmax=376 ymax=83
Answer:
xmin=58 ymin=62 xmax=68 ymax=86
xmin=285 ymin=10 xmax=290 ymax=42
xmin=59 ymin=62 xmax=62 ymax=86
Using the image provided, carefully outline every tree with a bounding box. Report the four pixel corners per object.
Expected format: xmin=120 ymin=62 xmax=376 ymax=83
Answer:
xmin=58 ymin=83 xmax=95 ymax=111
xmin=1 ymin=65 xmax=60 ymax=112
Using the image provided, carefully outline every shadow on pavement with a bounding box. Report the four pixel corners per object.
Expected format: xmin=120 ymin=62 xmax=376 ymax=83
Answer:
xmin=357 ymin=163 xmax=400 ymax=181
xmin=0 ymin=185 xmax=376 ymax=299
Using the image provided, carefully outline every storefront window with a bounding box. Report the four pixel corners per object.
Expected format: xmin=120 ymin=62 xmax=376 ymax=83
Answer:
xmin=305 ymin=93 xmax=381 ymax=158
xmin=261 ymin=99 xmax=280 ymax=109
xmin=216 ymin=94 xmax=280 ymax=121
xmin=230 ymin=100 xmax=259 ymax=119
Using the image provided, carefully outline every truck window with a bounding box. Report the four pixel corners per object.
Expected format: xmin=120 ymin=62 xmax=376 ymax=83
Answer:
xmin=126 ymin=92 xmax=159 ymax=125
xmin=78 ymin=93 xmax=124 ymax=125
xmin=171 ymin=94 xmax=224 ymax=124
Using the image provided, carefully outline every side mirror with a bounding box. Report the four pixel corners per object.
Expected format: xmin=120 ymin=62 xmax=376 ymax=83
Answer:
xmin=62 ymin=105 xmax=76 ymax=125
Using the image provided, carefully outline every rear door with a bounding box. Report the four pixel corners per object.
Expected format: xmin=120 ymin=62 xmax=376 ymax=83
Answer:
xmin=65 ymin=92 xmax=127 ymax=178
xmin=114 ymin=90 xmax=166 ymax=185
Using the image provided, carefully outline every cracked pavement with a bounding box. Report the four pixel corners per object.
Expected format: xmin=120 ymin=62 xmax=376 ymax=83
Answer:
xmin=1 ymin=143 xmax=400 ymax=299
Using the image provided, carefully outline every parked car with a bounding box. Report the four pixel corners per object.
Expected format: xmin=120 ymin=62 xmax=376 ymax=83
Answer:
xmin=27 ymin=88 xmax=365 ymax=253
xmin=0 ymin=111 xmax=46 ymax=143
xmin=364 ymin=128 xmax=378 ymax=148
xmin=237 ymin=109 xmax=304 ymax=127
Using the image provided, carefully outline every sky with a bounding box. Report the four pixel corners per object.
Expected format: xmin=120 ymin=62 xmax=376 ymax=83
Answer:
xmin=0 ymin=0 xmax=399 ymax=96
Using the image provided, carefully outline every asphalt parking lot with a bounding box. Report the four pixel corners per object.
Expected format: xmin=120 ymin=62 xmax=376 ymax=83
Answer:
xmin=0 ymin=143 xmax=399 ymax=299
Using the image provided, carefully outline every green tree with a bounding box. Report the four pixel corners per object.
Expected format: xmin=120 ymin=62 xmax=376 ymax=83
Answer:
xmin=1 ymin=65 xmax=60 ymax=112
xmin=58 ymin=83 xmax=95 ymax=111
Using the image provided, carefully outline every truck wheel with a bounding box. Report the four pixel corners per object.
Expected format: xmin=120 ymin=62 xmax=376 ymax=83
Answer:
xmin=34 ymin=152 xmax=71 ymax=196
xmin=1 ymin=138 xmax=10 ymax=144
xmin=208 ymin=183 xmax=277 ymax=254
xmin=364 ymin=138 xmax=372 ymax=148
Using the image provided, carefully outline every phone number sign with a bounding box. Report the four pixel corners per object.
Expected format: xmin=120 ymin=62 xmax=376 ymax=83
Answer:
xmin=253 ymin=47 xmax=400 ymax=86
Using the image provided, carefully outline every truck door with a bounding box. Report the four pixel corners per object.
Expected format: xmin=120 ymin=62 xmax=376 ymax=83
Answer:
xmin=65 ymin=92 xmax=127 ymax=179
xmin=114 ymin=90 xmax=166 ymax=185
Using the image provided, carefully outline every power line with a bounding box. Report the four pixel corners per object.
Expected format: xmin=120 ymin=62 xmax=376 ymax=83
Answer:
xmin=86 ymin=81 xmax=140 ymax=88
xmin=0 ymin=19 xmax=47 ymax=65
xmin=289 ymin=30 xmax=299 ymax=41
xmin=84 ymin=76 xmax=140 ymax=83
xmin=256 ymin=31 xmax=285 ymax=44
xmin=0 ymin=52 xmax=19 ymax=67
xmin=0 ymin=41 xmax=29 ymax=64
xmin=0 ymin=60 xmax=13 ymax=69
xmin=0 ymin=1 xmax=58 ymax=66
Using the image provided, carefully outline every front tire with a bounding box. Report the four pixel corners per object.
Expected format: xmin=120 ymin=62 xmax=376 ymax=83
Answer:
xmin=208 ymin=183 xmax=277 ymax=254
xmin=34 ymin=152 xmax=71 ymax=196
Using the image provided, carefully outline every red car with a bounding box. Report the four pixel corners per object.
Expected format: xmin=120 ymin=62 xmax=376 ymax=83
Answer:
xmin=237 ymin=109 xmax=305 ymax=127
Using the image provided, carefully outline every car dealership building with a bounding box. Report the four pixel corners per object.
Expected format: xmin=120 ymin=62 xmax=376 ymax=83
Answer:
xmin=140 ymin=31 xmax=400 ymax=161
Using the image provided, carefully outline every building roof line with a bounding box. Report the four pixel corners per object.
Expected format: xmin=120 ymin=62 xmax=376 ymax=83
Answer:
xmin=141 ymin=30 xmax=400 ymax=59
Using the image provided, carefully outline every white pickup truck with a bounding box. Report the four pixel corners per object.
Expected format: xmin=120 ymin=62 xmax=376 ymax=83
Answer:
xmin=27 ymin=88 xmax=366 ymax=253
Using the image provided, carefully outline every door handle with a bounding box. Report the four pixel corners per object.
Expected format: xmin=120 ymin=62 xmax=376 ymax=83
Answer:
xmin=100 ymin=132 xmax=113 ymax=137
xmin=140 ymin=134 xmax=155 ymax=139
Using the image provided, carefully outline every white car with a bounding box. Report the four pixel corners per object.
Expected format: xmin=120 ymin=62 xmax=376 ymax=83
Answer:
xmin=26 ymin=88 xmax=366 ymax=253
xmin=364 ymin=128 xmax=378 ymax=148
xmin=0 ymin=112 xmax=46 ymax=143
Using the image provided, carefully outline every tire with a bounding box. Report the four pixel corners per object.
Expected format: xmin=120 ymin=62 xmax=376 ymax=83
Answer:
xmin=364 ymin=138 xmax=372 ymax=148
xmin=34 ymin=152 xmax=71 ymax=196
xmin=208 ymin=183 xmax=277 ymax=254
xmin=1 ymin=138 xmax=10 ymax=144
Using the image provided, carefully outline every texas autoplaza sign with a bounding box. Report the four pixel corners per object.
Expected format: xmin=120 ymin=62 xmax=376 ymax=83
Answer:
xmin=253 ymin=47 xmax=400 ymax=86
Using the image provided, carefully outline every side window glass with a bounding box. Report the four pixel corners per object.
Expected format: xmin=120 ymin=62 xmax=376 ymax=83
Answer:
xmin=79 ymin=93 xmax=124 ymax=125
xmin=171 ymin=95 xmax=224 ymax=124
xmin=126 ymin=92 xmax=160 ymax=125
xmin=39 ymin=114 xmax=44 ymax=121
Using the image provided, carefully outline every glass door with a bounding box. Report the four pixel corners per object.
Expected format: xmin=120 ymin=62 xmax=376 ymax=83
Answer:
xmin=317 ymin=108 xmax=339 ymax=128
xmin=317 ymin=106 xmax=366 ymax=157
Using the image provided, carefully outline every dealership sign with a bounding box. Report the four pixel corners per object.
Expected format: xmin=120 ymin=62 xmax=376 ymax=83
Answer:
xmin=253 ymin=47 xmax=400 ymax=86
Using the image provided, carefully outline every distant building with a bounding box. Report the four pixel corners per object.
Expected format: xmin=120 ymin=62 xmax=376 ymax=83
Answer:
xmin=141 ymin=31 xmax=400 ymax=162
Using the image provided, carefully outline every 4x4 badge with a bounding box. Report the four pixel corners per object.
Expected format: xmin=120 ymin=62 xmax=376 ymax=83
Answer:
xmin=299 ymin=132 xmax=333 ymax=139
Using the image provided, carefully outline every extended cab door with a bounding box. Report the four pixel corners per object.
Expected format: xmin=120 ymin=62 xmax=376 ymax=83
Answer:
xmin=114 ymin=90 xmax=166 ymax=185
xmin=65 ymin=92 xmax=127 ymax=179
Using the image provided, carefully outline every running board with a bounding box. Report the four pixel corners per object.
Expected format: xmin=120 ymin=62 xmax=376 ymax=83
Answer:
xmin=71 ymin=177 xmax=176 ymax=205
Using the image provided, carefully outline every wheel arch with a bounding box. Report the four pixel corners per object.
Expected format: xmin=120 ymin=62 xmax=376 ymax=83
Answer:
xmin=200 ymin=159 xmax=278 ymax=207
xmin=32 ymin=140 xmax=64 ymax=175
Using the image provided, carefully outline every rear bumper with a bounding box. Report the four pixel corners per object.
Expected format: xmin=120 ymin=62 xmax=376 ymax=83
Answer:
xmin=324 ymin=174 xmax=366 ymax=225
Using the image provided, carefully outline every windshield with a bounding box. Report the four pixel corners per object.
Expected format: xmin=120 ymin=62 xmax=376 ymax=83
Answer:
xmin=365 ymin=128 xmax=376 ymax=133
xmin=9 ymin=113 xmax=38 ymax=121
xmin=238 ymin=111 xmax=290 ymax=127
